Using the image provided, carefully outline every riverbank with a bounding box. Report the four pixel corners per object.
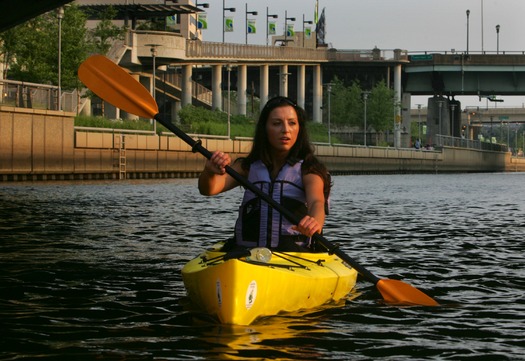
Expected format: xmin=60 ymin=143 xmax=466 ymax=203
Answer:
xmin=1 ymin=106 xmax=524 ymax=182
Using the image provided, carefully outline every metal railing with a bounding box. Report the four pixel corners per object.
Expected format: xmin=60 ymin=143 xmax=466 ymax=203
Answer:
xmin=435 ymin=134 xmax=508 ymax=152
xmin=0 ymin=79 xmax=81 ymax=113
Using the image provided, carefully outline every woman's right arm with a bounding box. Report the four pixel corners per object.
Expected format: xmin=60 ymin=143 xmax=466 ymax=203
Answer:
xmin=198 ymin=150 xmax=244 ymax=196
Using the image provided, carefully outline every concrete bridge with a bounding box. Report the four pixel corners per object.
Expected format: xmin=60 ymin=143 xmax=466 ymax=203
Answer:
xmin=96 ymin=29 xmax=525 ymax=149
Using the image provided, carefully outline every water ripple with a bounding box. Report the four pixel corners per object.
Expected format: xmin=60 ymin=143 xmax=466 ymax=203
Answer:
xmin=1 ymin=175 xmax=525 ymax=359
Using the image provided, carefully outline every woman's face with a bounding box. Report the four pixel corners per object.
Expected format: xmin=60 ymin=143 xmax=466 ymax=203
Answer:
xmin=265 ymin=105 xmax=299 ymax=155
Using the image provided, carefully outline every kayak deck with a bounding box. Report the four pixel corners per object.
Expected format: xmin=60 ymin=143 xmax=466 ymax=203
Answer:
xmin=181 ymin=244 xmax=358 ymax=325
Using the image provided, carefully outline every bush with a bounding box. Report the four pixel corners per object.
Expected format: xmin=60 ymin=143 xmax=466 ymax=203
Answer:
xmin=178 ymin=105 xmax=255 ymax=137
xmin=74 ymin=107 xmax=335 ymax=142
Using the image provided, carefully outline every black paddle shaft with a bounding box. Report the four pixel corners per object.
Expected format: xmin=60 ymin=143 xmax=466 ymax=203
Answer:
xmin=154 ymin=114 xmax=381 ymax=285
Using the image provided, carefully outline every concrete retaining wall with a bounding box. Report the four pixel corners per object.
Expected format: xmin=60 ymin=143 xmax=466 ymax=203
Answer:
xmin=0 ymin=106 xmax=518 ymax=182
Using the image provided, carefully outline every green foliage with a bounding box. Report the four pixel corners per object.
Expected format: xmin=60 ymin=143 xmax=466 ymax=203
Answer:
xmin=88 ymin=6 xmax=127 ymax=55
xmin=368 ymin=80 xmax=395 ymax=132
xmin=75 ymin=108 xmax=337 ymax=144
xmin=0 ymin=4 xmax=125 ymax=91
xmin=327 ymin=76 xmax=395 ymax=133
xmin=75 ymin=115 xmax=155 ymax=131
xmin=178 ymin=105 xmax=255 ymax=137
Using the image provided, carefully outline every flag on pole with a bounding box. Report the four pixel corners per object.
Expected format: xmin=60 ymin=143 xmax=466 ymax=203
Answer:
xmin=268 ymin=21 xmax=276 ymax=35
xmin=166 ymin=15 xmax=177 ymax=28
xmin=305 ymin=26 xmax=312 ymax=39
xmin=247 ymin=19 xmax=256 ymax=34
xmin=225 ymin=17 xmax=234 ymax=32
xmin=315 ymin=7 xmax=326 ymax=46
xmin=286 ymin=24 xmax=295 ymax=37
xmin=198 ymin=13 xmax=208 ymax=30
xmin=314 ymin=0 xmax=319 ymax=24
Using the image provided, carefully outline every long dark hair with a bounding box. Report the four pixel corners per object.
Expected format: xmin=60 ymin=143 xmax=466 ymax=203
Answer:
xmin=241 ymin=96 xmax=331 ymax=199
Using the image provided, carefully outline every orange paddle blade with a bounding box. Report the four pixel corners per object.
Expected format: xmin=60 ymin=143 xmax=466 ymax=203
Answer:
xmin=78 ymin=55 xmax=159 ymax=119
xmin=377 ymin=279 xmax=439 ymax=306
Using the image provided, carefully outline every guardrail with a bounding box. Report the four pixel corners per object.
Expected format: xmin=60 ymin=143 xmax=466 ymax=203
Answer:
xmin=435 ymin=134 xmax=508 ymax=152
xmin=0 ymin=79 xmax=80 ymax=113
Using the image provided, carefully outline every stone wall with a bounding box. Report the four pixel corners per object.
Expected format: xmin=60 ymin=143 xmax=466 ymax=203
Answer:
xmin=0 ymin=106 xmax=517 ymax=181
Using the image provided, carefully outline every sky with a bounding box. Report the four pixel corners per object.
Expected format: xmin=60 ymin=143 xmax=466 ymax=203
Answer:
xmin=195 ymin=0 xmax=525 ymax=108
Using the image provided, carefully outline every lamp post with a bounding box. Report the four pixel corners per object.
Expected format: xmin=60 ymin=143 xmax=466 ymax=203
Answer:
xmin=466 ymin=9 xmax=470 ymax=55
xmin=496 ymin=24 xmax=500 ymax=54
xmin=284 ymin=10 xmax=295 ymax=45
xmin=57 ymin=6 xmax=64 ymax=111
xmin=302 ymin=14 xmax=312 ymax=47
xmin=450 ymin=103 xmax=456 ymax=137
xmin=145 ymin=44 xmax=161 ymax=133
xmin=363 ymin=92 xmax=370 ymax=147
xmin=326 ymin=83 xmax=332 ymax=145
xmin=266 ymin=7 xmax=278 ymax=46
xmin=437 ymin=100 xmax=444 ymax=145
xmin=515 ymin=126 xmax=518 ymax=155
xmin=222 ymin=0 xmax=236 ymax=43
xmin=417 ymin=104 xmax=422 ymax=145
xmin=245 ymin=4 xmax=258 ymax=45
xmin=226 ymin=65 xmax=232 ymax=139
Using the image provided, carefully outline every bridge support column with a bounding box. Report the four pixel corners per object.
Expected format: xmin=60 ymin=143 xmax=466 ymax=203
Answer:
xmin=312 ymin=64 xmax=322 ymax=123
xmin=237 ymin=64 xmax=247 ymax=116
xmin=401 ymin=93 xmax=412 ymax=147
xmin=259 ymin=64 xmax=269 ymax=111
xmin=125 ymin=74 xmax=140 ymax=120
xmin=297 ymin=65 xmax=306 ymax=109
xmin=279 ymin=65 xmax=289 ymax=97
xmin=212 ymin=65 xmax=222 ymax=111
xmin=394 ymin=64 xmax=402 ymax=148
xmin=182 ymin=65 xmax=192 ymax=107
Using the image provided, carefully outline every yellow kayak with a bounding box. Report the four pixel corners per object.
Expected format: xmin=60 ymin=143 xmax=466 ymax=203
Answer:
xmin=181 ymin=243 xmax=358 ymax=325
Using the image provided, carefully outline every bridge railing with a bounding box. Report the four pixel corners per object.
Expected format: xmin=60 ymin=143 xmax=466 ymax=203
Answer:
xmin=436 ymin=134 xmax=508 ymax=152
xmin=185 ymin=40 xmax=330 ymax=62
xmin=0 ymin=79 xmax=79 ymax=113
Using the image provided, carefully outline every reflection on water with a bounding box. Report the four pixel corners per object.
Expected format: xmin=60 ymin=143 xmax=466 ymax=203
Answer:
xmin=1 ymin=174 xmax=524 ymax=360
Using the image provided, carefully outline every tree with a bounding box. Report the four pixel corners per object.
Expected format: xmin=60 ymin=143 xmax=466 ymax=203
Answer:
xmin=328 ymin=77 xmax=362 ymax=127
xmin=0 ymin=4 xmax=126 ymax=91
xmin=367 ymin=80 xmax=395 ymax=132
xmin=88 ymin=6 xmax=127 ymax=55
xmin=347 ymin=80 xmax=364 ymax=127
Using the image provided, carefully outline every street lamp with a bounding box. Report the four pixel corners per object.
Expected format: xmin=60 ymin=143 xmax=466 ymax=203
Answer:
xmin=196 ymin=2 xmax=209 ymax=8
xmin=326 ymin=83 xmax=332 ymax=145
xmin=222 ymin=0 xmax=236 ymax=43
xmin=302 ymin=14 xmax=312 ymax=47
xmin=496 ymin=24 xmax=500 ymax=54
xmin=437 ymin=100 xmax=444 ymax=145
xmin=226 ymin=65 xmax=232 ymax=139
xmin=450 ymin=103 xmax=456 ymax=137
xmin=57 ymin=6 xmax=64 ymax=111
xmin=363 ymin=92 xmax=370 ymax=146
xmin=245 ymin=3 xmax=258 ymax=45
xmin=266 ymin=7 xmax=278 ymax=46
xmin=284 ymin=10 xmax=295 ymax=45
xmin=145 ymin=44 xmax=161 ymax=133
xmin=417 ymin=104 xmax=422 ymax=145
xmin=466 ymin=9 xmax=470 ymax=55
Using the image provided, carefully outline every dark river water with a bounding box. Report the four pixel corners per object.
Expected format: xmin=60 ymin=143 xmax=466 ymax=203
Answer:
xmin=1 ymin=173 xmax=524 ymax=360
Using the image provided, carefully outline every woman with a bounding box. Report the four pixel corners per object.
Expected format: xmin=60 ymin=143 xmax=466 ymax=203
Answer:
xmin=198 ymin=96 xmax=331 ymax=252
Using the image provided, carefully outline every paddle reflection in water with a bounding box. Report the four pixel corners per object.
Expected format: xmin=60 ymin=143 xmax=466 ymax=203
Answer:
xmin=0 ymin=173 xmax=524 ymax=360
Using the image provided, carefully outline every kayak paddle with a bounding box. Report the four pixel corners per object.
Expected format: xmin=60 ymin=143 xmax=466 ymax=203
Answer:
xmin=78 ymin=54 xmax=439 ymax=307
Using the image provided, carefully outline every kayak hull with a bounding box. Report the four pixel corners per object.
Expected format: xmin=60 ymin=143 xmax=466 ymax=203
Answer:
xmin=181 ymin=244 xmax=358 ymax=325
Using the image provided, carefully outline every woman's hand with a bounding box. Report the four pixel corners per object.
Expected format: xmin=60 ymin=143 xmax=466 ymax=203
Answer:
xmin=292 ymin=215 xmax=322 ymax=237
xmin=205 ymin=150 xmax=231 ymax=175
